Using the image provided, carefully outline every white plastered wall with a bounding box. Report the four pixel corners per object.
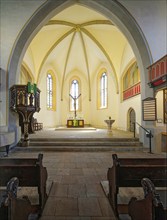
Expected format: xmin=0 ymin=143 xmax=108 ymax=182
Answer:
xmin=90 ymin=63 xmax=119 ymax=128
xmin=33 ymin=64 xmax=60 ymax=128
xmin=156 ymin=90 xmax=164 ymax=124
xmin=119 ymin=0 xmax=167 ymax=62
xmin=117 ymin=43 xmax=141 ymax=133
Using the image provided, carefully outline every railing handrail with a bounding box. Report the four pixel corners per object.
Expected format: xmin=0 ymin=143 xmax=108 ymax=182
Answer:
xmin=135 ymin=122 xmax=153 ymax=136
xmin=133 ymin=122 xmax=153 ymax=153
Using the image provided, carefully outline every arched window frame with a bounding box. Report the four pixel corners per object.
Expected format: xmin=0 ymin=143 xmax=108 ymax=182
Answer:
xmin=97 ymin=69 xmax=108 ymax=109
xmin=69 ymin=77 xmax=81 ymax=113
xmin=46 ymin=71 xmax=56 ymax=111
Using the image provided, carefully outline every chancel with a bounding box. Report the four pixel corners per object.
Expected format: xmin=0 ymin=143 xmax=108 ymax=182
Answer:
xmin=0 ymin=1 xmax=167 ymax=220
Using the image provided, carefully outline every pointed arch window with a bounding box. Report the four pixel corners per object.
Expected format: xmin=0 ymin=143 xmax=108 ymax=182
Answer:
xmin=70 ymin=79 xmax=80 ymax=111
xmin=47 ymin=74 xmax=53 ymax=109
xmin=100 ymin=72 xmax=108 ymax=108
xmin=46 ymin=72 xmax=56 ymax=110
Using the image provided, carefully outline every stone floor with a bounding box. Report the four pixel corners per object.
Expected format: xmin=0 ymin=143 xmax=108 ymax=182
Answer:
xmin=7 ymin=151 xmax=165 ymax=220
xmin=3 ymin=128 xmax=166 ymax=220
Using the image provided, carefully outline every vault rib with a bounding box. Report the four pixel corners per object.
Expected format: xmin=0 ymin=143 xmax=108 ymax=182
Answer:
xmin=37 ymin=28 xmax=75 ymax=83
xmin=79 ymin=31 xmax=91 ymax=101
xmin=61 ymin=32 xmax=76 ymax=101
xmin=81 ymin=27 xmax=119 ymax=93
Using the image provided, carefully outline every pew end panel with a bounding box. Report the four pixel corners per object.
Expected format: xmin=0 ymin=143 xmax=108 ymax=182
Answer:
xmin=0 ymin=177 xmax=40 ymax=220
xmin=128 ymin=178 xmax=167 ymax=220
xmin=107 ymin=154 xmax=167 ymax=218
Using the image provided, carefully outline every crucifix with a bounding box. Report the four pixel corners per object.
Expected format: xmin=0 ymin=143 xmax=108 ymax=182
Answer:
xmin=69 ymin=93 xmax=81 ymax=119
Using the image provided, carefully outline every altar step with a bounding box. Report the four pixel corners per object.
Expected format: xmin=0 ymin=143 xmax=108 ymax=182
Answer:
xmin=23 ymin=137 xmax=144 ymax=152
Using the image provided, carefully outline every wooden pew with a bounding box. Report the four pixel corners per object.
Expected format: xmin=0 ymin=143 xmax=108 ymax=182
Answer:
xmin=0 ymin=177 xmax=39 ymax=220
xmin=0 ymin=154 xmax=48 ymax=213
xmin=128 ymin=178 xmax=167 ymax=220
xmin=107 ymin=154 xmax=167 ymax=217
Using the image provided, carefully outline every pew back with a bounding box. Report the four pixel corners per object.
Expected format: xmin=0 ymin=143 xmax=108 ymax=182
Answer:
xmin=0 ymin=154 xmax=48 ymax=211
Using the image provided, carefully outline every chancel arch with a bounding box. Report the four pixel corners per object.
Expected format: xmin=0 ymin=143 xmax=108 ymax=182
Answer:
xmin=7 ymin=0 xmax=152 ymax=95
xmin=6 ymin=0 xmax=153 ymax=145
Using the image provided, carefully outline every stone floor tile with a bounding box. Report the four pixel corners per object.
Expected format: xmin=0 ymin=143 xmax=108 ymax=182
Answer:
xmin=95 ymin=169 xmax=107 ymax=176
xmin=55 ymin=198 xmax=78 ymax=216
xmin=98 ymin=198 xmax=115 ymax=217
xmin=68 ymin=184 xmax=87 ymax=198
xmin=54 ymin=162 xmax=65 ymax=168
xmin=76 ymin=175 xmax=87 ymax=184
xmin=70 ymin=168 xmax=83 ymax=175
xmin=42 ymin=197 xmax=57 ymax=215
xmin=65 ymin=162 xmax=76 ymax=168
xmin=100 ymin=162 xmax=111 ymax=168
xmin=56 ymin=168 xmax=70 ymax=175
xmin=49 ymin=182 xmax=68 ymax=197
xmin=84 ymin=176 xmax=101 ymax=184
xmin=86 ymin=184 xmax=105 ymax=197
xmin=48 ymin=175 xmax=62 ymax=183
xmin=78 ymin=198 xmax=102 ymax=216
xmin=98 ymin=174 xmax=107 ymax=181
xmin=47 ymin=168 xmax=59 ymax=174
xmin=61 ymin=175 xmax=78 ymax=184
xmin=83 ymin=168 xmax=96 ymax=176
xmin=76 ymin=162 xmax=88 ymax=168
xmin=86 ymin=162 xmax=101 ymax=168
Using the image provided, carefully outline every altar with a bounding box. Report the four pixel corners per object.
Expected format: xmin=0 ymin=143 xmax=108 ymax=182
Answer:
xmin=67 ymin=119 xmax=84 ymax=128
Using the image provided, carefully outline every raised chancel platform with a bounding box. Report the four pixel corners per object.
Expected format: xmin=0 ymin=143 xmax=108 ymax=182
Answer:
xmin=15 ymin=127 xmax=145 ymax=152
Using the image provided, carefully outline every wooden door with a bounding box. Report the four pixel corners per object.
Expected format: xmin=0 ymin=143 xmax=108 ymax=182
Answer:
xmin=129 ymin=109 xmax=136 ymax=132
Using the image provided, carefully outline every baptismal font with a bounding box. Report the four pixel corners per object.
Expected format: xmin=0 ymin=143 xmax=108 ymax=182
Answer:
xmin=104 ymin=116 xmax=115 ymax=133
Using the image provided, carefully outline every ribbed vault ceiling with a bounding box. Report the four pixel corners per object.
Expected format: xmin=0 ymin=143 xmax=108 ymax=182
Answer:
xmin=23 ymin=4 xmax=131 ymax=97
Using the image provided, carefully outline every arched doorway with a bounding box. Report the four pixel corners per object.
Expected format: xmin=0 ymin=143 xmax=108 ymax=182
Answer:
xmin=128 ymin=108 xmax=136 ymax=132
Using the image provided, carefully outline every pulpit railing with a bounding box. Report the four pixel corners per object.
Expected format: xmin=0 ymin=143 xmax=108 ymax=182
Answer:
xmin=10 ymin=85 xmax=40 ymax=112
